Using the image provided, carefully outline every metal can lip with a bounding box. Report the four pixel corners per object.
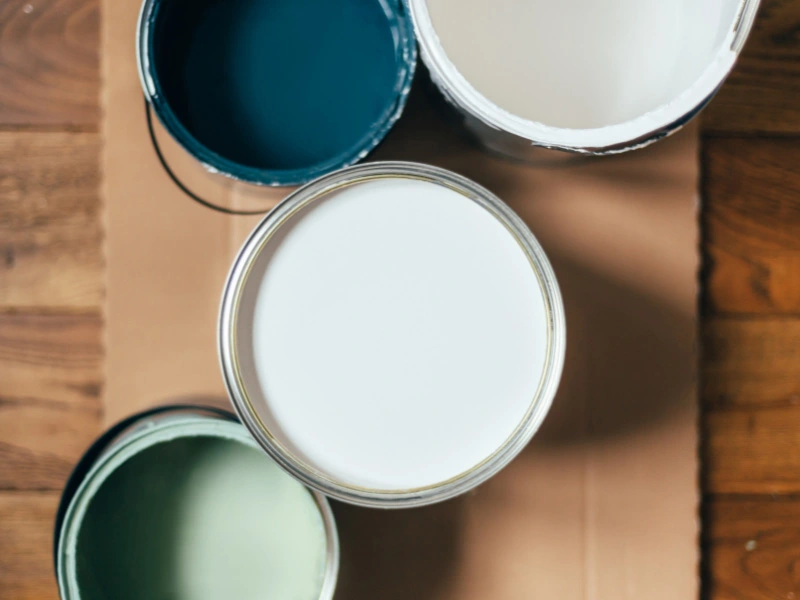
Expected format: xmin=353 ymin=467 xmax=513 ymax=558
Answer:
xmin=55 ymin=409 xmax=339 ymax=600
xmin=219 ymin=161 xmax=567 ymax=508
xmin=408 ymin=0 xmax=760 ymax=154
xmin=135 ymin=0 xmax=417 ymax=187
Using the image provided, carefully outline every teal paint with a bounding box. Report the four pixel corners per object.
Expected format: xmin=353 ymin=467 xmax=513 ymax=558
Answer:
xmin=141 ymin=0 xmax=416 ymax=186
xmin=72 ymin=435 xmax=329 ymax=600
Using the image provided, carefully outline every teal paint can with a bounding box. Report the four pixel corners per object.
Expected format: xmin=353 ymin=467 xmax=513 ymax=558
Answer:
xmin=137 ymin=0 xmax=416 ymax=187
xmin=54 ymin=406 xmax=339 ymax=600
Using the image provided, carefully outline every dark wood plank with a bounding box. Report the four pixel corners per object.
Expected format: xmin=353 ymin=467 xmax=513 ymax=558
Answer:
xmin=0 ymin=312 xmax=102 ymax=491
xmin=0 ymin=132 xmax=102 ymax=310
xmin=0 ymin=0 xmax=99 ymax=128
xmin=703 ymin=0 xmax=800 ymax=135
xmin=0 ymin=492 xmax=59 ymax=600
xmin=704 ymin=496 xmax=800 ymax=600
xmin=703 ymin=137 xmax=800 ymax=315
xmin=703 ymin=317 xmax=800 ymax=495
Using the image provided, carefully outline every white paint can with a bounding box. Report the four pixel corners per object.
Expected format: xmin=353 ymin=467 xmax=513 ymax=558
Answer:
xmin=409 ymin=0 xmax=760 ymax=156
xmin=219 ymin=162 xmax=566 ymax=508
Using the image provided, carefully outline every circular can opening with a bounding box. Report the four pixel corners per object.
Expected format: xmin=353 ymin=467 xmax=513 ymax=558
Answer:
xmin=410 ymin=0 xmax=756 ymax=152
xmin=220 ymin=162 xmax=566 ymax=507
xmin=57 ymin=418 xmax=338 ymax=600
xmin=138 ymin=0 xmax=416 ymax=185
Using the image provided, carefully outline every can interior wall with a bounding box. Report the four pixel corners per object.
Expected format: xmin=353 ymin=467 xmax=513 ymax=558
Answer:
xmin=219 ymin=162 xmax=566 ymax=508
xmin=409 ymin=0 xmax=760 ymax=156
xmin=55 ymin=408 xmax=339 ymax=600
xmin=137 ymin=0 xmax=417 ymax=186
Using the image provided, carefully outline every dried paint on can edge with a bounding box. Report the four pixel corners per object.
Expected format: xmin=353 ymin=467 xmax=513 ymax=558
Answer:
xmin=408 ymin=0 xmax=761 ymax=157
xmin=136 ymin=0 xmax=417 ymax=187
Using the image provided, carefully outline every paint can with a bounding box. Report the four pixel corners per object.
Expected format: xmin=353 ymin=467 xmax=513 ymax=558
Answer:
xmin=136 ymin=0 xmax=416 ymax=189
xmin=219 ymin=162 xmax=566 ymax=508
xmin=409 ymin=0 xmax=760 ymax=157
xmin=55 ymin=405 xmax=339 ymax=600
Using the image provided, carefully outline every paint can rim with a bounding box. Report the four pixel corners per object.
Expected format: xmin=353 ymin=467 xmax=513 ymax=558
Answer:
xmin=136 ymin=0 xmax=418 ymax=187
xmin=407 ymin=0 xmax=761 ymax=154
xmin=218 ymin=161 xmax=567 ymax=508
xmin=54 ymin=407 xmax=340 ymax=600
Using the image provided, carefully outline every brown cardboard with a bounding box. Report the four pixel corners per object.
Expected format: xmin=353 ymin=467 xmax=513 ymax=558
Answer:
xmin=104 ymin=1 xmax=698 ymax=597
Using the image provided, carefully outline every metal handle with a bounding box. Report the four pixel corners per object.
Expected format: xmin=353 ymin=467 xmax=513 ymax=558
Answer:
xmin=145 ymin=98 xmax=271 ymax=216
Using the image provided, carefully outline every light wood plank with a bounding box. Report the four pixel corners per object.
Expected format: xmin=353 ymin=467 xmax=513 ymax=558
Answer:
xmin=0 ymin=312 xmax=102 ymax=490
xmin=702 ymin=137 xmax=800 ymax=315
xmin=0 ymin=0 xmax=99 ymax=128
xmin=703 ymin=0 xmax=800 ymax=135
xmin=0 ymin=132 xmax=102 ymax=310
xmin=0 ymin=492 xmax=59 ymax=600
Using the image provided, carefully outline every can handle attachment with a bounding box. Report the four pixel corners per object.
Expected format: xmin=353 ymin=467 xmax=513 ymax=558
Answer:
xmin=53 ymin=404 xmax=237 ymax=566
xmin=145 ymin=98 xmax=271 ymax=216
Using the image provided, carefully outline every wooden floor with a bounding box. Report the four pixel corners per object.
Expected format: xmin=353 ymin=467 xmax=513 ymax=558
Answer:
xmin=0 ymin=0 xmax=798 ymax=598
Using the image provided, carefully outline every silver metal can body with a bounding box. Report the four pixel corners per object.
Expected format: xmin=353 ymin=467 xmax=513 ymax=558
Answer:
xmin=219 ymin=161 xmax=567 ymax=509
xmin=408 ymin=0 xmax=761 ymax=158
xmin=54 ymin=405 xmax=339 ymax=600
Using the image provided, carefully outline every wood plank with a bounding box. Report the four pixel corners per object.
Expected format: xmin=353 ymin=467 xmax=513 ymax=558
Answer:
xmin=702 ymin=137 xmax=800 ymax=315
xmin=0 ymin=132 xmax=102 ymax=310
xmin=0 ymin=492 xmax=59 ymax=600
xmin=704 ymin=496 xmax=800 ymax=600
xmin=703 ymin=317 xmax=800 ymax=495
xmin=0 ymin=312 xmax=102 ymax=491
xmin=703 ymin=0 xmax=800 ymax=135
xmin=0 ymin=0 xmax=99 ymax=128
xmin=704 ymin=318 xmax=800 ymax=410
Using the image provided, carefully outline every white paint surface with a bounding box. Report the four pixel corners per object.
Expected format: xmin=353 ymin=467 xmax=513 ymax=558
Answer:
xmin=235 ymin=178 xmax=549 ymax=490
xmin=417 ymin=0 xmax=744 ymax=146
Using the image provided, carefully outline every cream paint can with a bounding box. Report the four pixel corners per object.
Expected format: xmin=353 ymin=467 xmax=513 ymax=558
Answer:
xmin=219 ymin=162 xmax=566 ymax=508
xmin=409 ymin=0 xmax=760 ymax=156
xmin=54 ymin=406 xmax=339 ymax=600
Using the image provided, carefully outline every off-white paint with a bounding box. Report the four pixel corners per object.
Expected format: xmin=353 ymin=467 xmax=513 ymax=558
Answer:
xmin=236 ymin=178 xmax=550 ymax=491
xmin=415 ymin=0 xmax=745 ymax=147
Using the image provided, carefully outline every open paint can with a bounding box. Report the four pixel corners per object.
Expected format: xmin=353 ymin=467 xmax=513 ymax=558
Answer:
xmin=409 ymin=0 xmax=760 ymax=156
xmin=219 ymin=162 xmax=566 ymax=508
xmin=137 ymin=0 xmax=416 ymax=188
xmin=55 ymin=406 xmax=339 ymax=600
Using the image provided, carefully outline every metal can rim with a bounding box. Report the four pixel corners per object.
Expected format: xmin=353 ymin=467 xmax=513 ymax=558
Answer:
xmin=55 ymin=412 xmax=340 ymax=600
xmin=135 ymin=0 xmax=418 ymax=187
xmin=407 ymin=0 xmax=761 ymax=154
xmin=218 ymin=161 xmax=567 ymax=508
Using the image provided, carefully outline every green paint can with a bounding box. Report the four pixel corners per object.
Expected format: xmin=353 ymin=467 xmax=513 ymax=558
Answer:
xmin=54 ymin=406 xmax=339 ymax=600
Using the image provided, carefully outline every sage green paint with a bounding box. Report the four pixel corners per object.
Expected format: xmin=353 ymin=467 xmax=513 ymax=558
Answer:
xmin=65 ymin=424 xmax=328 ymax=600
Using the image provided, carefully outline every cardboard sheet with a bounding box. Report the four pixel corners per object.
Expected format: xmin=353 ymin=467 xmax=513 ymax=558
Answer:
xmin=104 ymin=1 xmax=698 ymax=597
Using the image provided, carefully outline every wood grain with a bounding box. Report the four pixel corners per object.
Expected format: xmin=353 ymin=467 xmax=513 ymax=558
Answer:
xmin=0 ymin=0 xmax=797 ymax=599
xmin=0 ymin=312 xmax=102 ymax=491
xmin=0 ymin=132 xmax=103 ymax=310
xmin=704 ymin=496 xmax=800 ymax=600
xmin=0 ymin=0 xmax=99 ymax=128
xmin=703 ymin=0 xmax=800 ymax=135
xmin=703 ymin=317 xmax=800 ymax=495
xmin=0 ymin=492 xmax=59 ymax=600
xmin=702 ymin=137 xmax=800 ymax=315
